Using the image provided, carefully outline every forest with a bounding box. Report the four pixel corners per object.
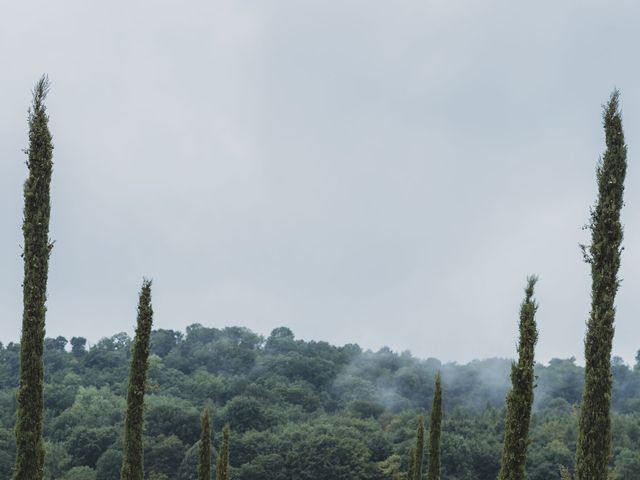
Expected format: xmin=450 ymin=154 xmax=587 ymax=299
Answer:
xmin=0 ymin=324 xmax=640 ymax=479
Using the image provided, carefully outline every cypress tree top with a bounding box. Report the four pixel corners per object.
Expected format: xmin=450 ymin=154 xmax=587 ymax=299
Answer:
xmin=497 ymin=276 xmax=539 ymax=480
xmin=121 ymin=279 xmax=154 ymax=480
xmin=427 ymin=372 xmax=443 ymax=480
xmin=199 ymin=408 xmax=212 ymax=480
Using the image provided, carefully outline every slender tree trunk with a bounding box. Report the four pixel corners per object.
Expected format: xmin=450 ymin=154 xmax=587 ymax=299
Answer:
xmin=427 ymin=373 xmax=443 ymax=480
xmin=121 ymin=280 xmax=154 ymax=480
xmin=576 ymin=91 xmax=627 ymax=480
xmin=14 ymin=76 xmax=54 ymax=480
xmin=199 ymin=408 xmax=212 ymax=480
xmin=497 ymin=276 xmax=539 ymax=480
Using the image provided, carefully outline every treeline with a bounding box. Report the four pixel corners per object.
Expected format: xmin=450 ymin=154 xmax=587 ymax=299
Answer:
xmin=1 ymin=325 xmax=640 ymax=479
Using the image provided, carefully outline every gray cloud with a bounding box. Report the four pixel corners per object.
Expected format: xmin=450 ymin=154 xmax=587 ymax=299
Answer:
xmin=2 ymin=0 xmax=640 ymax=364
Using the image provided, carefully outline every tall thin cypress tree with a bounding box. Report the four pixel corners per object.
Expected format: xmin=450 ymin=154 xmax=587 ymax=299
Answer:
xmin=199 ymin=408 xmax=212 ymax=480
xmin=216 ymin=424 xmax=230 ymax=480
xmin=411 ymin=416 xmax=425 ymax=480
xmin=13 ymin=75 xmax=54 ymax=480
xmin=576 ymin=91 xmax=627 ymax=480
xmin=497 ymin=276 xmax=539 ymax=480
xmin=427 ymin=373 xmax=443 ymax=480
xmin=121 ymin=280 xmax=154 ymax=480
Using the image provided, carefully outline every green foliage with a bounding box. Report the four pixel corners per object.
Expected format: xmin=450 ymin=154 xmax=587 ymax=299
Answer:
xmin=611 ymin=448 xmax=640 ymax=479
xmin=199 ymin=409 xmax=212 ymax=480
xmin=576 ymin=91 xmax=627 ymax=480
xmin=378 ymin=454 xmax=403 ymax=480
xmin=66 ymin=426 xmax=117 ymax=468
xmin=148 ymin=473 xmax=170 ymax=480
xmin=121 ymin=280 xmax=154 ymax=480
xmin=14 ymin=75 xmax=54 ymax=480
xmin=50 ymin=386 xmax=124 ymax=441
xmin=498 ymin=276 xmax=539 ymax=480
xmin=221 ymin=395 xmax=277 ymax=433
xmin=286 ymin=423 xmax=370 ymax=480
xmin=70 ymin=337 xmax=87 ymax=358
xmin=176 ymin=441 xmax=202 ymax=480
xmin=144 ymin=396 xmax=200 ymax=445
xmin=62 ymin=466 xmax=97 ymax=480
xmin=559 ymin=465 xmax=572 ymax=480
xmin=427 ymin=372 xmax=442 ymax=480
xmin=235 ymin=453 xmax=287 ymax=480
xmin=4 ymin=323 xmax=640 ymax=478
xmin=407 ymin=446 xmax=415 ymax=480
xmin=44 ymin=441 xmax=71 ymax=479
xmin=96 ymin=449 xmax=122 ymax=480
xmin=0 ymin=427 xmax=17 ymax=478
xmin=411 ymin=416 xmax=425 ymax=480
xmin=146 ymin=435 xmax=186 ymax=478
xmin=216 ymin=425 xmax=230 ymax=480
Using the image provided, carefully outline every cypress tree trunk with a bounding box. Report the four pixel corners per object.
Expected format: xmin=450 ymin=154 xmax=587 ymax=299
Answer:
xmin=576 ymin=91 xmax=627 ymax=480
xmin=121 ymin=280 xmax=154 ymax=480
xmin=411 ymin=416 xmax=425 ymax=480
xmin=216 ymin=425 xmax=230 ymax=480
xmin=13 ymin=76 xmax=54 ymax=480
xmin=497 ymin=276 xmax=539 ymax=480
xmin=426 ymin=373 xmax=443 ymax=480
xmin=198 ymin=408 xmax=212 ymax=480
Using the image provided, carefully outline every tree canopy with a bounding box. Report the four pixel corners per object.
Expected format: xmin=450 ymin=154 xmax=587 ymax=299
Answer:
xmin=2 ymin=325 xmax=640 ymax=479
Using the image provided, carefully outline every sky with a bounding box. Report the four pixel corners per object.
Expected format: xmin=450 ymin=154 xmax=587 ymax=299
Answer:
xmin=1 ymin=0 xmax=640 ymax=364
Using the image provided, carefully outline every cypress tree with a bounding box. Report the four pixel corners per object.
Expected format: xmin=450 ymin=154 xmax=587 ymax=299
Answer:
xmin=13 ymin=75 xmax=54 ymax=480
xmin=216 ymin=424 xmax=230 ymax=480
xmin=576 ymin=91 xmax=627 ymax=480
xmin=497 ymin=276 xmax=539 ymax=480
xmin=121 ymin=280 xmax=154 ymax=480
xmin=411 ymin=416 xmax=425 ymax=480
xmin=427 ymin=373 xmax=443 ymax=480
xmin=198 ymin=408 xmax=212 ymax=480
xmin=407 ymin=447 xmax=416 ymax=480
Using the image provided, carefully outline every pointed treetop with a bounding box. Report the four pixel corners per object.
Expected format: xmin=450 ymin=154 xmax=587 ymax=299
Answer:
xmin=31 ymin=75 xmax=50 ymax=111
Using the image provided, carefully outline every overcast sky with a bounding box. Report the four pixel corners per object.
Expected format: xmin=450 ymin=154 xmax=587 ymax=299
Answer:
xmin=2 ymin=0 xmax=640 ymax=364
